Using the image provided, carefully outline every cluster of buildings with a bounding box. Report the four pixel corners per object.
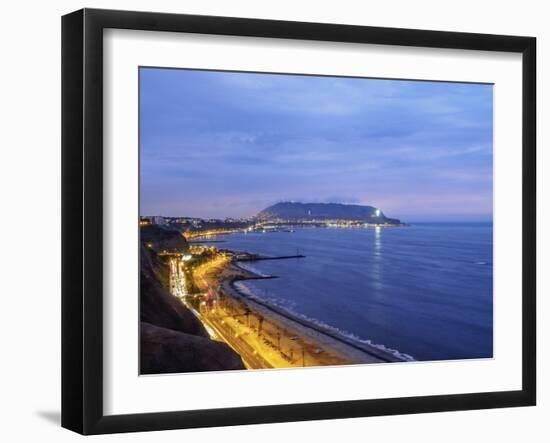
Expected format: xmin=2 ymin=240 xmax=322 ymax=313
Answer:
xmin=140 ymin=213 xmax=403 ymax=236
xmin=140 ymin=215 xmax=202 ymax=227
xmin=140 ymin=215 xmax=253 ymax=233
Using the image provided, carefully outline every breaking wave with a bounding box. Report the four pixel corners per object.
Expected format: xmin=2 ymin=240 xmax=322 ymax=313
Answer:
xmin=233 ymin=280 xmax=415 ymax=362
xmin=234 ymin=261 xmax=271 ymax=278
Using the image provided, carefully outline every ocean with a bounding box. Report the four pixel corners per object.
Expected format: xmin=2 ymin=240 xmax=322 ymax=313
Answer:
xmin=213 ymin=223 xmax=493 ymax=362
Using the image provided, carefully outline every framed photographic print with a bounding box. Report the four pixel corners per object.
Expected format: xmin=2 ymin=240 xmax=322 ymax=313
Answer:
xmin=61 ymin=8 xmax=536 ymax=435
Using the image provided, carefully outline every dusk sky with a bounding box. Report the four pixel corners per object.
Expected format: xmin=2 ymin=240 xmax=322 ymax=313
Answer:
xmin=140 ymin=68 xmax=493 ymax=222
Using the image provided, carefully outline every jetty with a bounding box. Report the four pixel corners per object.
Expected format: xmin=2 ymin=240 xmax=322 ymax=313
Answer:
xmin=235 ymin=253 xmax=305 ymax=262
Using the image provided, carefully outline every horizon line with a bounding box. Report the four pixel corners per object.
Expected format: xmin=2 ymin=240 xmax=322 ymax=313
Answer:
xmin=140 ymin=213 xmax=493 ymax=223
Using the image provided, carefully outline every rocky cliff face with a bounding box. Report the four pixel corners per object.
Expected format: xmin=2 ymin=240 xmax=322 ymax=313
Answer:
xmin=140 ymin=243 xmax=208 ymax=338
xmin=141 ymin=322 xmax=245 ymax=374
xmin=256 ymin=202 xmax=401 ymax=224
xmin=140 ymin=226 xmax=245 ymax=374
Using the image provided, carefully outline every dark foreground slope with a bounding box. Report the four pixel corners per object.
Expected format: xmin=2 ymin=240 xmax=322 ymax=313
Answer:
xmin=256 ymin=202 xmax=401 ymax=224
xmin=141 ymin=322 xmax=245 ymax=374
xmin=140 ymin=225 xmax=245 ymax=374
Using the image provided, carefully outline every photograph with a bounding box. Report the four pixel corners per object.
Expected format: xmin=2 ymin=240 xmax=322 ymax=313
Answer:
xmin=138 ymin=67 xmax=494 ymax=374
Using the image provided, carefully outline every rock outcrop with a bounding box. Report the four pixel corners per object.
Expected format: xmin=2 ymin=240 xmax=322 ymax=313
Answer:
xmin=141 ymin=224 xmax=189 ymax=252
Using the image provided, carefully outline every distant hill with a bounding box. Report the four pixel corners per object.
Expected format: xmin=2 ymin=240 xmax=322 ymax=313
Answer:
xmin=256 ymin=202 xmax=401 ymax=224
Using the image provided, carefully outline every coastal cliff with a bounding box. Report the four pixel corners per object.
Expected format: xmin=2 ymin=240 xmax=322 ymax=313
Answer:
xmin=140 ymin=225 xmax=245 ymax=374
xmin=256 ymin=202 xmax=401 ymax=224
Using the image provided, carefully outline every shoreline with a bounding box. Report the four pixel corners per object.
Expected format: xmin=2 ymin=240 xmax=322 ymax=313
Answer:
xmin=220 ymin=261 xmax=408 ymax=364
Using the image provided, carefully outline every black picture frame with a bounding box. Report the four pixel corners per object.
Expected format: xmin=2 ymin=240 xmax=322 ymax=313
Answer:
xmin=61 ymin=8 xmax=536 ymax=435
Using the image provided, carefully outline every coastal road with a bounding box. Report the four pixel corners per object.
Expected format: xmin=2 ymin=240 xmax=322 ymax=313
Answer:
xmin=203 ymin=315 xmax=273 ymax=369
xmin=219 ymin=280 xmax=396 ymax=364
xmin=193 ymin=254 xmax=393 ymax=369
xmin=196 ymin=274 xmax=274 ymax=369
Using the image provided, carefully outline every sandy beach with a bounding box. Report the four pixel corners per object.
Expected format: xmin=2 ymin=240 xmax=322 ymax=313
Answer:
xmin=229 ymin=263 xmax=405 ymax=363
xmin=197 ymin=257 xmax=405 ymax=368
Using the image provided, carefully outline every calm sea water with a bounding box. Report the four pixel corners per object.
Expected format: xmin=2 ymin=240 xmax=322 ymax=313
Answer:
xmin=213 ymin=223 xmax=493 ymax=362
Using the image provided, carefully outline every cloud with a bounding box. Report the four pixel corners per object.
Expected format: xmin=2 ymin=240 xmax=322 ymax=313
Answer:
xmin=139 ymin=68 xmax=493 ymax=219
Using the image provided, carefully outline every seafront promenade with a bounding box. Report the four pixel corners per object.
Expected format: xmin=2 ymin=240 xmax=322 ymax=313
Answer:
xmin=171 ymin=244 xmax=402 ymax=369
